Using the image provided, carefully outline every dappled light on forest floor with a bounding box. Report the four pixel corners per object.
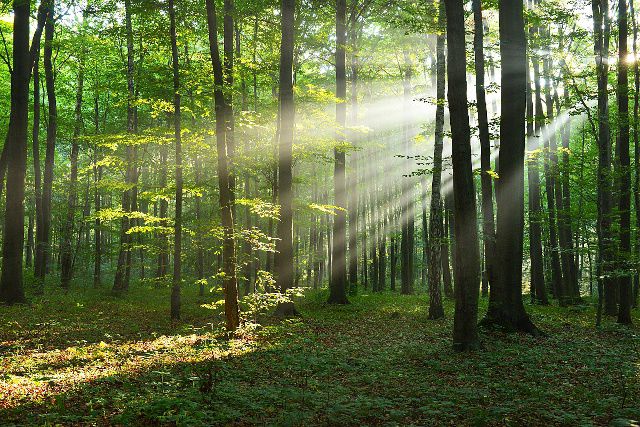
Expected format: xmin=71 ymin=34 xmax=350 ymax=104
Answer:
xmin=1 ymin=286 xmax=638 ymax=425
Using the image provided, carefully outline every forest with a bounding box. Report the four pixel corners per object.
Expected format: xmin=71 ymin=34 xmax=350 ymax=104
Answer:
xmin=0 ymin=0 xmax=639 ymax=425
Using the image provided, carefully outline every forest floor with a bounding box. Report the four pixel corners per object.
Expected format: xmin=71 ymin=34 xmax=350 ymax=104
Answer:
xmin=0 ymin=282 xmax=639 ymax=426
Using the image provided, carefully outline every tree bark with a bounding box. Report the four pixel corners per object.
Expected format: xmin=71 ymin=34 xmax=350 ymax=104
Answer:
xmin=169 ymin=0 xmax=182 ymax=320
xmin=60 ymin=39 xmax=85 ymax=289
xmin=472 ymin=0 xmax=496 ymax=301
xmin=428 ymin=2 xmax=446 ymax=320
xmin=482 ymin=0 xmax=539 ymax=335
xmin=617 ymin=0 xmax=633 ymax=324
xmin=113 ymin=0 xmax=136 ymax=293
xmin=541 ymin=55 xmax=563 ymax=301
xmin=0 ymin=0 xmax=31 ymax=304
xmin=328 ymin=0 xmax=349 ymax=304
xmin=526 ymin=50 xmax=548 ymax=305
xmin=592 ymin=0 xmax=615 ymax=323
xmin=35 ymin=0 xmax=57 ymax=284
xmin=445 ymin=0 xmax=482 ymax=351
xmin=206 ymin=0 xmax=241 ymax=329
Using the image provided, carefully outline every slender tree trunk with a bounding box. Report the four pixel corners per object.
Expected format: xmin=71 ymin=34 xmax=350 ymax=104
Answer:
xmin=328 ymin=0 xmax=349 ymax=304
xmin=32 ymin=49 xmax=43 ymax=282
xmin=92 ymin=83 xmax=102 ymax=285
xmin=36 ymin=0 xmax=57 ymax=284
xmin=445 ymin=0 xmax=482 ymax=351
xmin=617 ymin=0 xmax=633 ymax=324
xmin=272 ymin=0 xmax=298 ymax=316
xmin=631 ymin=0 xmax=640 ymax=307
xmin=428 ymin=3 xmax=446 ymax=320
xmin=347 ymin=19 xmax=360 ymax=296
xmin=541 ymin=55 xmax=563 ymax=301
xmin=526 ymin=51 xmax=548 ymax=305
xmin=206 ymin=0 xmax=241 ymax=329
xmin=169 ymin=0 xmax=182 ymax=320
xmin=60 ymin=41 xmax=85 ymax=289
xmin=473 ymin=0 xmax=496 ymax=301
xmin=93 ymin=146 xmax=102 ymax=287
xmin=593 ymin=0 xmax=615 ymax=324
xmin=25 ymin=210 xmax=34 ymax=268
xmin=113 ymin=0 xmax=136 ymax=293
xmin=400 ymin=52 xmax=415 ymax=295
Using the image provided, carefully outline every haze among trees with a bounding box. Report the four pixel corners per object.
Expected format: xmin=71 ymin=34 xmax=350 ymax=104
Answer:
xmin=0 ymin=0 xmax=639 ymax=425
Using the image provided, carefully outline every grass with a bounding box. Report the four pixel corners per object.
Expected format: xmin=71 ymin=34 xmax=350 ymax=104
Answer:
xmin=0 ymin=282 xmax=639 ymax=426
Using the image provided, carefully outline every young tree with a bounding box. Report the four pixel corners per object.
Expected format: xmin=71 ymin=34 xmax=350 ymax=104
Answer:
xmin=444 ymin=0 xmax=481 ymax=351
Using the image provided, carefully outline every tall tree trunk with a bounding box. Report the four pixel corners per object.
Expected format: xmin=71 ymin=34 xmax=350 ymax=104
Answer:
xmin=482 ymin=0 xmax=539 ymax=335
xmin=329 ymin=0 xmax=349 ymax=304
xmin=206 ymin=0 xmax=241 ymax=329
xmin=222 ymin=0 xmax=236 ymax=229
xmin=558 ymin=87 xmax=578 ymax=302
xmin=400 ymin=52 xmax=414 ymax=295
xmin=113 ymin=0 xmax=136 ymax=292
xmin=445 ymin=0 xmax=481 ymax=351
xmin=93 ymin=146 xmax=102 ymax=287
xmin=35 ymin=0 xmax=57 ymax=284
xmin=473 ymin=0 xmax=496 ymax=297
xmin=428 ymin=2 xmax=445 ymax=320
xmin=169 ymin=0 xmax=182 ymax=320
xmin=0 ymin=0 xmax=48 ymax=202
xmin=60 ymin=41 xmax=85 ymax=289
xmin=631 ymin=0 xmax=640 ymax=307
xmin=32 ymin=48 xmax=43 ymax=282
xmin=272 ymin=0 xmax=298 ymax=315
xmin=347 ymin=19 xmax=360 ymax=296
xmin=593 ymin=0 xmax=615 ymax=323
xmin=617 ymin=0 xmax=633 ymax=324
xmin=541 ymin=55 xmax=563 ymax=301
xmin=0 ymin=0 xmax=30 ymax=304
xmin=526 ymin=50 xmax=548 ymax=305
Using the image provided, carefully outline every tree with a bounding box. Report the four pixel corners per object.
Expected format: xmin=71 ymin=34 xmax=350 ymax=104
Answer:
xmin=527 ymin=5 xmax=547 ymax=305
xmin=274 ymin=0 xmax=299 ymax=316
xmin=35 ymin=0 xmax=57 ymax=286
xmin=617 ymin=0 xmax=632 ymax=325
xmin=113 ymin=0 xmax=137 ymax=293
xmin=592 ymin=0 xmax=615 ymax=324
xmin=60 ymin=28 xmax=86 ymax=289
xmin=328 ymin=0 xmax=349 ymax=305
xmin=526 ymin=38 xmax=547 ymax=305
xmin=472 ymin=0 xmax=496 ymax=297
xmin=169 ymin=0 xmax=182 ymax=320
xmin=206 ymin=0 xmax=240 ymax=330
xmin=427 ymin=0 xmax=445 ymax=321
xmin=445 ymin=0 xmax=481 ymax=351
xmin=482 ymin=0 xmax=539 ymax=334
xmin=0 ymin=0 xmax=32 ymax=304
